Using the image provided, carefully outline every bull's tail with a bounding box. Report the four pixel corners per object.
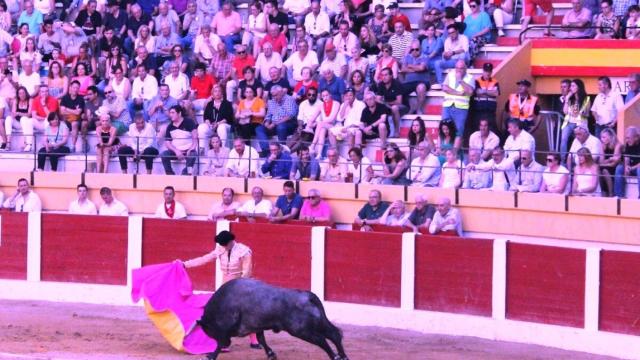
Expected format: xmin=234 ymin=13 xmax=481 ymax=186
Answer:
xmin=307 ymin=292 xmax=343 ymax=339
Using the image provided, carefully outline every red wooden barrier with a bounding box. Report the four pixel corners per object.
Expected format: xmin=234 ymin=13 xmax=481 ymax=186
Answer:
xmin=233 ymin=216 xmax=334 ymax=228
xmin=0 ymin=212 xmax=28 ymax=280
xmin=325 ymin=229 xmax=402 ymax=307
xmin=142 ymin=218 xmax=217 ymax=291
xmin=230 ymin=222 xmax=312 ymax=290
xmin=41 ymin=214 xmax=128 ymax=285
xmin=506 ymin=243 xmax=585 ymax=327
xmin=414 ymin=235 xmax=493 ymax=316
xmin=352 ymin=223 xmax=410 ymax=233
xmin=599 ymin=250 xmax=640 ymax=336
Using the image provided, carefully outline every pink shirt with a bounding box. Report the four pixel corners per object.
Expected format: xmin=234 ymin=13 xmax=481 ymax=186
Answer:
xmin=211 ymin=11 xmax=241 ymax=37
xmin=300 ymin=200 xmax=332 ymax=220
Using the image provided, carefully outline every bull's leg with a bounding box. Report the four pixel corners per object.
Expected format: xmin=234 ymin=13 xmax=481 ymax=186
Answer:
xmin=289 ymin=331 xmax=338 ymax=360
xmin=324 ymin=329 xmax=348 ymax=360
xmin=203 ymin=347 xmax=221 ymax=360
xmin=256 ymin=331 xmax=277 ymax=360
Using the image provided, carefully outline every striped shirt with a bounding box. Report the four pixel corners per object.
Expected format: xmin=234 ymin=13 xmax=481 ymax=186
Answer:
xmin=388 ymin=31 xmax=414 ymax=62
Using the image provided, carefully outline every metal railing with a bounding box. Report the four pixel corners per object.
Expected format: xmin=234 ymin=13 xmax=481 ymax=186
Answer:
xmin=518 ymin=25 xmax=617 ymax=45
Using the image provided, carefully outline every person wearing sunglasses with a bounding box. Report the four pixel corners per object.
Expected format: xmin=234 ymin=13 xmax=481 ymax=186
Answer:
xmin=300 ymin=189 xmax=332 ymax=223
xmin=400 ymin=39 xmax=429 ymax=115
xmin=540 ymin=153 xmax=570 ymax=193
xmin=510 ymin=150 xmax=545 ymax=192
xmin=463 ymin=0 xmax=491 ymax=62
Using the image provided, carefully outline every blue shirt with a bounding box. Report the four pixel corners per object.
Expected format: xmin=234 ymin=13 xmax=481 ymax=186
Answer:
xmin=261 ymin=151 xmax=292 ymax=179
xmin=625 ymin=89 xmax=639 ymax=104
xmin=18 ymin=10 xmax=43 ymax=35
xmin=463 ymin=12 xmax=492 ymax=41
xmin=275 ymin=194 xmax=304 ymax=217
xmin=402 ymin=54 xmax=429 ymax=83
xmin=290 ymin=157 xmax=320 ymax=180
xmin=265 ymin=95 xmax=298 ymax=124
xmin=421 ymin=36 xmax=444 ymax=60
xmin=318 ymin=76 xmax=346 ymax=102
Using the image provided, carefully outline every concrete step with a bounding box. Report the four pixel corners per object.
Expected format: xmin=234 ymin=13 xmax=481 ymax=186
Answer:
xmin=496 ymin=36 xmax=520 ymax=46
xmin=478 ymin=45 xmax=517 ymax=60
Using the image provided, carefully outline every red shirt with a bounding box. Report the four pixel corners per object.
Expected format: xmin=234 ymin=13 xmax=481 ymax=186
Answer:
xmin=191 ymin=74 xmax=216 ymax=100
xmin=259 ymin=33 xmax=287 ymax=57
xmin=388 ymin=14 xmax=411 ymax=33
xmin=232 ymin=55 xmax=256 ymax=79
xmin=31 ymin=96 xmax=59 ymax=118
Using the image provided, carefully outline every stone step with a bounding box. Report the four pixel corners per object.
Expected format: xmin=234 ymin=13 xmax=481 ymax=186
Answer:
xmin=496 ymin=36 xmax=520 ymax=46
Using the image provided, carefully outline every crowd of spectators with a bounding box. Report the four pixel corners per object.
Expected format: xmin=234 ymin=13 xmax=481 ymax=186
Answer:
xmin=0 ymin=178 xmax=463 ymax=236
xmin=0 ymin=0 xmax=637 ymax=199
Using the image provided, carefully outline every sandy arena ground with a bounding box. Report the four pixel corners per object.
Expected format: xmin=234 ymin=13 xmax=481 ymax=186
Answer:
xmin=0 ymin=300 xmax=619 ymax=360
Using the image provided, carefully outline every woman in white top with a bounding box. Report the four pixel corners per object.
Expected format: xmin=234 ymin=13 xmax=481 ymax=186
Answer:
xmin=540 ymin=153 xmax=570 ymax=194
xmin=626 ymin=5 xmax=640 ymax=39
xmin=311 ymin=89 xmax=340 ymax=157
xmin=243 ymin=1 xmax=267 ymax=56
xmin=108 ymin=65 xmax=131 ymax=100
xmin=439 ymin=149 xmax=462 ymax=189
xmin=347 ymin=147 xmax=373 ymax=184
xmin=134 ymin=25 xmax=156 ymax=55
xmin=572 ymin=147 xmax=600 ymax=196
xmin=18 ymin=37 xmax=41 ymax=70
xmin=203 ymin=135 xmax=230 ymax=177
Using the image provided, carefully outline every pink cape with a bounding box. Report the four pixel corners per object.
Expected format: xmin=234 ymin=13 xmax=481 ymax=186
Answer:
xmin=131 ymin=261 xmax=217 ymax=354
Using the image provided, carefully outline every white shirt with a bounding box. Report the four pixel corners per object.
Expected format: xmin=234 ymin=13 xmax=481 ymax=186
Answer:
xmin=443 ymin=34 xmax=470 ymax=59
xmin=332 ymin=32 xmax=359 ymax=57
xmin=237 ymin=199 xmax=273 ymax=216
xmin=469 ymin=130 xmax=500 ymax=154
xmin=99 ymin=199 xmax=129 ymax=216
xmin=348 ymin=157 xmax=372 ymax=184
xmin=429 ymin=207 xmax=463 ymax=236
xmin=16 ymin=71 xmax=41 ymax=96
xmin=284 ymin=0 xmax=310 ymax=14
xmin=255 ymin=52 xmax=283 ymax=84
xmin=503 ymin=130 xmax=536 ymax=162
xmin=226 ymin=146 xmax=260 ymax=177
xmin=339 ymin=99 xmax=365 ymax=128
xmin=512 ymin=161 xmax=545 ymax=192
xmin=298 ymin=99 xmax=322 ymax=126
xmin=304 ymin=11 xmax=331 ymax=36
xmin=284 ymin=50 xmax=319 ymax=82
xmin=68 ymin=199 xmax=98 ymax=215
xmin=154 ymin=200 xmax=187 ymax=219
xmin=3 ymin=191 xmax=41 ymax=212
xmin=194 ymin=33 xmax=222 ymax=60
xmin=569 ymin=135 xmax=604 ymax=164
xmin=131 ymin=75 xmax=159 ymax=101
xmin=591 ymin=91 xmax=624 ymax=126
xmin=408 ymin=154 xmax=441 ymax=185
xmin=476 ymin=158 xmax=516 ymax=191
xmin=319 ymin=54 xmax=347 ymax=78
xmin=543 ymin=165 xmax=570 ymax=193
xmin=164 ymin=73 xmax=189 ymax=99
xmin=463 ymin=160 xmax=492 ymax=189
xmin=125 ymin=122 xmax=156 ymax=150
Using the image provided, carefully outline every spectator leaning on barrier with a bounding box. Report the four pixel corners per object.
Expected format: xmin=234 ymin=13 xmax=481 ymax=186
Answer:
xmin=117 ymin=114 xmax=159 ymax=175
xmin=354 ymin=189 xmax=390 ymax=231
xmin=299 ymin=188 xmax=332 ymax=223
xmin=269 ymin=180 xmax=304 ymax=222
xmin=407 ymin=194 xmax=436 ymax=234
xmin=473 ymin=146 xmax=516 ymax=191
xmin=155 ymin=186 xmax=187 ymax=219
xmin=236 ymin=186 xmax=273 ymax=218
xmin=614 ymin=126 xmax=640 ymax=198
xmin=511 ymin=150 xmax=545 ymax=192
xmin=208 ymin=187 xmax=241 ymax=221
xmin=98 ymin=187 xmax=128 ymax=216
xmin=3 ymin=178 xmax=42 ymax=212
xmin=347 ymin=146 xmax=373 ymax=184
xmin=429 ymin=196 xmax=463 ymax=237
xmin=68 ymin=184 xmax=98 ymax=215
xmin=560 ymin=0 xmax=594 ymax=39
xmin=320 ymin=147 xmax=348 ymax=182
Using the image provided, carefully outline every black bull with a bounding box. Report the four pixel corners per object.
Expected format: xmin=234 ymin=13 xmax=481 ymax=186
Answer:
xmin=197 ymin=278 xmax=349 ymax=360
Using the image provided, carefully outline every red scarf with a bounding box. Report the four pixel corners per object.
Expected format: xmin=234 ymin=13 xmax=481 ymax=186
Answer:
xmin=165 ymin=201 xmax=175 ymax=218
xmin=323 ymin=100 xmax=334 ymax=117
